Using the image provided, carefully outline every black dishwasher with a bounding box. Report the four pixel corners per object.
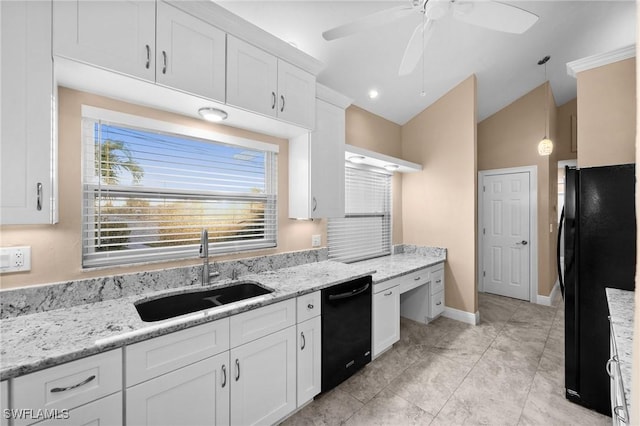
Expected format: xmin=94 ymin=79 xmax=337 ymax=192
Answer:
xmin=321 ymin=275 xmax=372 ymax=392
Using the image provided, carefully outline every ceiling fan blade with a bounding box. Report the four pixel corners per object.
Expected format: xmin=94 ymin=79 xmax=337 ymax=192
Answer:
xmin=399 ymin=19 xmax=435 ymax=76
xmin=322 ymin=5 xmax=414 ymax=41
xmin=452 ymin=0 xmax=538 ymax=34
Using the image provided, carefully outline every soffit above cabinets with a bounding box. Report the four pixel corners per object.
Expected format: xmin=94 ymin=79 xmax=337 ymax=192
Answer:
xmin=345 ymin=144 xmax=422 ymax=174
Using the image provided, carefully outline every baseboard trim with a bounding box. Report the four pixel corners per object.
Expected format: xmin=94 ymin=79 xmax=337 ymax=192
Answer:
xmin=442 ymin=306 xmax=480 ymax=325
xmin=536 ymin=280 xmax=560 ymax=306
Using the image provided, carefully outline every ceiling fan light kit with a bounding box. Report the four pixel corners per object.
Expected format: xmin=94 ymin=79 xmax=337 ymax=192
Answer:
xmin=537 ymin=55 xmax=554 ymax=157
xmin=322 ymin=0 xmax=539 ymax=77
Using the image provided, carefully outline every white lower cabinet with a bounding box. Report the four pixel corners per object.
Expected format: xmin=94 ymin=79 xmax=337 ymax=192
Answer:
xmin=36 ymin=392 xmax=122 ymax=426
xmin=126 ymin=352 xmax=229 ymax=426
xmin=1 ymin=381 xmax=8 ymax=426
xmin=429 ymin=264 xmax=445 ymax=319
xmin=297 ymin=315 xmax=322 ymax=406
xmin=372 ymin=283 xmax=400 ymax=358
xmin=230 ymin=326 xmax=297 ymax=425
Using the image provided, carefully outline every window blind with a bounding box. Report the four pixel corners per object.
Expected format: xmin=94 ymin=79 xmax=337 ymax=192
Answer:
xmin=81 ymin=115 xmax=277 ymax=268
xmin=328 ymin=165 xmax=391 ymax=263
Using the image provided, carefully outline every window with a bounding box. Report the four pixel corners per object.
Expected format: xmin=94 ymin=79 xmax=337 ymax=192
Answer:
xmin=81 ymin=107 xmax=278 ymax=268
xmin=327 ymin=165 xmax=392 ymax=263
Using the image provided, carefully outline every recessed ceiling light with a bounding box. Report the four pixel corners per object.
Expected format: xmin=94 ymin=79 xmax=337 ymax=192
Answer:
xmin=368 ymin=89 xmax=379 ymax=99
xmin=348 ymin=155 xmax=366 ymax=164
xmin=198 ymin=107 xmax=228 ymax=122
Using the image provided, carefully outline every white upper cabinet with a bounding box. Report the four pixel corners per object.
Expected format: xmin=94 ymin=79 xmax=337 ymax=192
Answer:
xmin=227 ymin=35 xmax=315 ymax=129
xmin=1 ymin=0 xmax=57 ymax=225
xmin=156 ymin=1 xmax=226 ymax=102
xmin=53 ymin=0 xmax=156 ymax=81
xmin=289 ymin=86 xmax=351 ymax=219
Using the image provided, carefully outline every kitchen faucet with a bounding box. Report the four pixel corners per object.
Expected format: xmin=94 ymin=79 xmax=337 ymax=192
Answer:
xmin=199 ymin=229 xmax=219 ymax=285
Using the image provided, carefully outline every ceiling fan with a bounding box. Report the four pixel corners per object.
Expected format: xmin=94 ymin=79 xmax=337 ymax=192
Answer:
xmin=322 ymin=0 xmax=539 ymax=76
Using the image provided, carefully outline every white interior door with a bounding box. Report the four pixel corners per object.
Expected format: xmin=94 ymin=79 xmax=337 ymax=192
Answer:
xmin=482 ymin=172 xmax=531 ymax=300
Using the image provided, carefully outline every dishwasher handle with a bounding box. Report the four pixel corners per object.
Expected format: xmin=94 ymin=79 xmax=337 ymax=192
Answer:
xmin=327 ymin=283 xmax=370 ymax=301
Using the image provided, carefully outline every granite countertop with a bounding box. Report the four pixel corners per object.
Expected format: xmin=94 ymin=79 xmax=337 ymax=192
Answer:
xmin=0 ymin=250 xmax=446 ymax=381
xmin=605 ymin=288 xmax=635 ymax=410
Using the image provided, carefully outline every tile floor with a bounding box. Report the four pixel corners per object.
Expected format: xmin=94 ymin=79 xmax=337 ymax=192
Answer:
xmin=282 ymin=292 xmax=611 ymax=425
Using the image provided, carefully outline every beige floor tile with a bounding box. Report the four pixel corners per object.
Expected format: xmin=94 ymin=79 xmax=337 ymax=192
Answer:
xmin=430 ymin=324 xmax=496 ymax=368
xmin=281 ymin=388 xmax=363 ymax=426
xmin=518 ymin=373 xmax=610 ymax=426
xmin=536 ymin=348 xmax=564 ymax=390
xmin=387 ymin=351 xmax=472 ymax=416
xmin=344 ymin=388 xmax=433 ymax=426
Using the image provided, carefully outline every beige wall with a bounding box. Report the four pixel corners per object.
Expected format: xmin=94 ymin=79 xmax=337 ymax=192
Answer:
xmin=556 ymin=99 xmax=578 ymax=162
xmin=401 ymin=75 xmax=478 ymax=314
xmin=577 ymin=58 xmax=636 ymax=167
xmin=345 ymin=105 xmax=404 ymax=245
xmin=477 ymin=82 xmax=558 ymax=297
xmin=0 ymin=88 xmax=324 ymax=289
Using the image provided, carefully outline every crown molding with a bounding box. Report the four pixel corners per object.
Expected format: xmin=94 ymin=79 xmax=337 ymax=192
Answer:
xmin=566 ymin=44 xmax=636 ymax=78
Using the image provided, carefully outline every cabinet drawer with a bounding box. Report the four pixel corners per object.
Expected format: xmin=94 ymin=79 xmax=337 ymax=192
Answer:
xmin=230 ymin=299 xmax=296 ymax=348
xmin=430 ymin=264 xmax=445 ymax=295
xmin=297 ymin=291 xmax=321 ymax=322
xmin=430 ymin=290 xmax=445 ymax=318
xmin=12 ymin=349 xmax=121 ymax=423
xmin=398 ymin=268 xmax=431 ymax=294
xmin=126 ymin=318 xmax=229 ymax=386
xmin=35 ymin=392 xmax=122 ymax=426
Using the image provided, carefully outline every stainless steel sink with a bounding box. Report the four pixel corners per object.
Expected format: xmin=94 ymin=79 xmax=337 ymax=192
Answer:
xmin=135 ymin=281 xmax=273 ymax=322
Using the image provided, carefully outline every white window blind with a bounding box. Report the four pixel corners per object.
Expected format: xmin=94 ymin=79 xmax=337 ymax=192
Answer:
xmin=328 ymin=165 xmax=391 ymax=263
xmin=81 ymin=112 xmax=277 ymax=268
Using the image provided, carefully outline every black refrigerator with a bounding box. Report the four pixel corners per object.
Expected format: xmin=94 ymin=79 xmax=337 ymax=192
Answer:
xmin=562 ymin=164 xmax=636 ymax=416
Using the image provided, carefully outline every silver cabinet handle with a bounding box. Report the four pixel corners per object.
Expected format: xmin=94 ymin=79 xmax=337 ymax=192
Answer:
xmin=221 ymin=364 xmax=227 ymax=388
xmin=384 ymin=291 xmax=393 ymax=296
xmin=271 ymin=92 xmax=276 ymax=110
xmin=312 ymin=197 xmax=317 ymax=212
xmin=436 ymin=301 xmax=442 ymax=306
xmin=50 ymin=375 xmax=96 ymax=393
xmin=36 ymin=182 xmax=43 ymax=211
xmin=606 ymin=357 xmax=617 ymax=377
xmin=436 ymin=279 xmax=442 ymax=284
xmin=613 ymin=406 xmax=627 ymax=422
xmin=301 ymin=332 xmax=306 ymax=350
xmin=235 ymin=358 xmax=240 ymax=381
xmin=280 ymin=95 xmax=285 ymax=112
xmin=414 ymin=276 xmax=421 ymax=281
xmin=145 ymin=45 xmax=150 ymax=69
xmin=162 ymin=51 xmax=167 ymax=74
xmin=307 ymin=303 xmax=314 ymax=310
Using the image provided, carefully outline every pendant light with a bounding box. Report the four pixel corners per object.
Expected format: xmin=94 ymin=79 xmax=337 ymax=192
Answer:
xmin=537 ymin=56 xmax=553 ymax=156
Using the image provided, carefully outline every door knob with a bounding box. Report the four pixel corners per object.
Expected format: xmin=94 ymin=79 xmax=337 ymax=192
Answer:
xmin=516 ymin=240 xmax=528 ymax=246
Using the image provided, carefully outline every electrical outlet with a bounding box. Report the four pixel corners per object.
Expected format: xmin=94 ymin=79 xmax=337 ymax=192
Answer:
xmin=311 ymin=234 xmax=321 ymax=248
xmin=0 ymin=246 xmax=31 ymax=273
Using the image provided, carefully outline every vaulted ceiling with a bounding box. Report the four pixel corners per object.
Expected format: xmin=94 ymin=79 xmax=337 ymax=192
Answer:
xmin=218 ymin=0 xmax=636 ymax=125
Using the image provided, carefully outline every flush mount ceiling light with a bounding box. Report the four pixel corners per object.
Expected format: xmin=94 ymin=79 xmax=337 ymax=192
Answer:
xmin=383 ymin=164 xmax=400 ymax=171
xmin=198 ymin=107 xmax=228 ymax=122
xmin=368 ymin=89 xmax=379 ymax=100
xmin=348 ymin=155 xmax=366 ymax=164
xmin=537 ymin=55 xmax=554 ymax=156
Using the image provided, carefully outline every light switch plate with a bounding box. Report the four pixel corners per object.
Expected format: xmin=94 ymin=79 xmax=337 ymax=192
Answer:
xmin=0 ymin=246 xmax=31 ymax=273
xmin=311 ymin=234 xmax=321 ymax=248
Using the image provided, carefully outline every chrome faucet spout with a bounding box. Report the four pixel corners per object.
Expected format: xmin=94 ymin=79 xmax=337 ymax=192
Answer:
xmin=200 ymin=229 xmax=209 ymax=286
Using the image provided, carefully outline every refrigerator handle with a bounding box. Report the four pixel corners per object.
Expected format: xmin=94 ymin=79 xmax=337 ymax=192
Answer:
xmin=557 ymin=206 xmax=565 ymax=299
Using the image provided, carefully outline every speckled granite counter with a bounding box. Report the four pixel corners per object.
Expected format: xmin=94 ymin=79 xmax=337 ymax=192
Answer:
xmin=0 ymin=261 xmax=374 ymax=380
xmin=350 ymin=247 xmax=446 ymax=284
xmin=606 ymin=288 xmax=635 ymax=410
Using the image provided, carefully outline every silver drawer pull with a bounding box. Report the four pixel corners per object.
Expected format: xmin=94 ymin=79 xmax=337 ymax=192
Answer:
xmin=414 ymin=276 xmax=421 ymax=281
xmin=50 ymin=375 xmax=96 ymax=393
xmin=36 ymin=183 xmax=43 ymax=211
xmin=301 ymin=332 xmax=306 ymax=350
xmin=221 ymin=364 xmax=227 ymax=388
xmin=145 ymin=44 xmax=150 ymax=69
xmin=436 ymin=279 xmax=442 ymax=284
xmin=436 ymin=301 xmax=442 ymax=306
xmin=384 ymin=291 xmax=393 ymax=296
xmin=307 ymin=303 xmax=314 ymax=310
xmin=235 ymin=359 xmax=240 ymax=381
xmin=613 ymin=406 xmax=627 ymax=422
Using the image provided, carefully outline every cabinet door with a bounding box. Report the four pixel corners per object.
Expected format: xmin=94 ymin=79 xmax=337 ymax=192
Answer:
xmin=35 ymin=392 xmax=122 ymax=426
xmin=126 ymin=352 xmax=230 ymax=426
xmin=1 ymin=381 xmax=8 ymax=426
xmin=226 ymin=35 xmax=278 ymax=118
xmin=1 ymin=0 xmax=56 ymax=224
xmin=310 ymin=99 xmax=345 ymax=218
xmin=372 ymin=286 xmax=400 ymax=358
xmin=297 ymin=316 xmax=321 ymax=406
xmin=230 ymin=327 xmax=296 ymax=426
xmin=156 ymin=1 xmax=226 ymax=102
xmin=53 ymin=0 xmax=155 ymax=81
xmin=277 ymin=60 xmax=315 ymax=129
